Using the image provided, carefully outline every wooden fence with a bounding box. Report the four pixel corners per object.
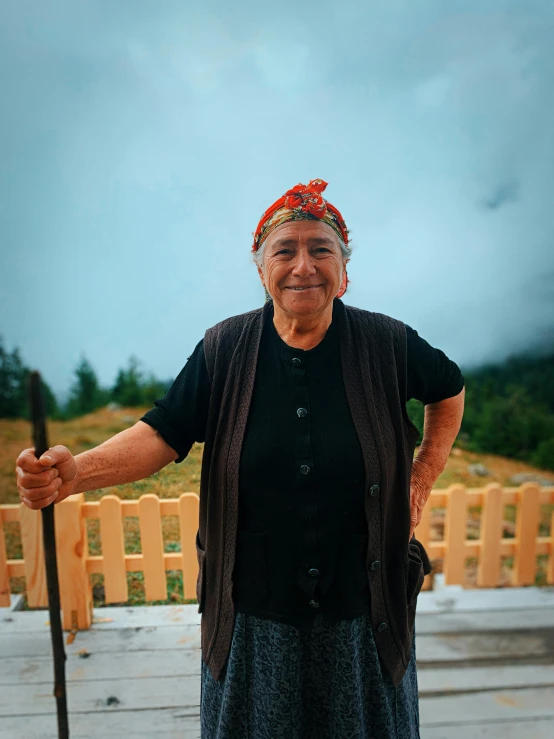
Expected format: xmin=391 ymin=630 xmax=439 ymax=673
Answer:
xmin=1 ymin=483 xmax=553 ymax=631
xmin=0 ymin=493 xmax=199 ymax=630
xmin=417 ymin=482 xmax=554 ymax=590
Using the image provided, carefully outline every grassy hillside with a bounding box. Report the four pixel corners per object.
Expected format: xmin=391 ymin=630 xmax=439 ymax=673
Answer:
xmin=2 ymin=406 xmax=553 ymax=605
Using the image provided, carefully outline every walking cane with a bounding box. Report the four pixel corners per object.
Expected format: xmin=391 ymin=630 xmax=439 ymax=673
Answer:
xmin=29 ymin=371 xmax=69 ymax=739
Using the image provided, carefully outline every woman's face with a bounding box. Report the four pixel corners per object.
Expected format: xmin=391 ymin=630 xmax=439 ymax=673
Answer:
xmin=257 ymin=220 xmax=347 ymax=319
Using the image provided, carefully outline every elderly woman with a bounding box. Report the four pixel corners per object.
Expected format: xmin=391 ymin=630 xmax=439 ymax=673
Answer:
xmin=16 ymin=179 xmax=464 ymax=739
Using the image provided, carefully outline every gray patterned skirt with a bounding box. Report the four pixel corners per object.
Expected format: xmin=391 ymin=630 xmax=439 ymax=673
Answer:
xmin=200 ymin=611 xmax=420 ymax=738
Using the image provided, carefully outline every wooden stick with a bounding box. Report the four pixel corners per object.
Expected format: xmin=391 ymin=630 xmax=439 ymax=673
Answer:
xmin=29 ymin=371 xmax=69 ymax=739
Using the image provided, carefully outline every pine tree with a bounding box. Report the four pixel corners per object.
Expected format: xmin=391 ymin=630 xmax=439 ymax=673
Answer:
xmin=111 ymin=356 xmax=144 ymax=406
xmin=66 ymin=356 xmax=105 ymax=417
xmin=0 ymin=337 xmax=58 ymax=418
xmin=0 ymin=338 xmax=26 ymax=417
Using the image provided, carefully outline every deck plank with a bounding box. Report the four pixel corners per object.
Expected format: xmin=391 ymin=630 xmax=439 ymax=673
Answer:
xmin=0 ymin=675 xmax=200 ymax=716
xmin=423 ymin=717 xmax=554 ymax=738
xmin=2 ymin=624 xmax=551 ymax=665
xmin=416 ymin=607 xmax=554 ymax=634
xmin=4 ymin=601 xmax=554 ymax=639
xmin=0 ymin=709 xmax=200 ymax=738
xmin=2 ymin=583 xmax=553 ymax=634
xmin=416 ymin=630 xmax=553 ymax=663
xmin=420 ymin=686 xmax=554 ymax=725
xmin=0 ymin=624 xmax=201 ymax=658
xmin=0 ymin=604 xmax=201 ymax=634
xmin=418 ymin=664 xmax=554 ymax=694
xmin=2 ymin=655 xmax=553 ymax=697
xmin=0 ymin=649 xmax=201 ymax=685
xmin=417 ymin=586 xmax=554 ymax=614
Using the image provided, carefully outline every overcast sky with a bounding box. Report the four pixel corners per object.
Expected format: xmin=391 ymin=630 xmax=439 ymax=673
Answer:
xmin=1 ymin=0 xmax=553 ymax=400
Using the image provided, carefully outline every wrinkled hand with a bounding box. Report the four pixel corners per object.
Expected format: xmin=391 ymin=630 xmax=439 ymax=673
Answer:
xmin=409 ymin=495 xmax=423 ymax=541
xmin=409 ymin=462 xmax=434 ymax=541
xmin=16 ymin=445 xmax=78 ymax=510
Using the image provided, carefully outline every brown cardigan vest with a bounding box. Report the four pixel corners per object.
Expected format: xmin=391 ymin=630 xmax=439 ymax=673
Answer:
xmin=197 ymin=297 xmax=428 ymax=686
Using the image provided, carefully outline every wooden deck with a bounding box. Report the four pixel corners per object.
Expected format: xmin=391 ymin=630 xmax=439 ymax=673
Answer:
xmin=1 ymin=585 xmax=554 ymax=738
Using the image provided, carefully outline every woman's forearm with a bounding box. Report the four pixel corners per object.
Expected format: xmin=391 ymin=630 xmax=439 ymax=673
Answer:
xmin=73 ymin=421 xmax=178 ymax=494
xmin=410 ymin=388 xmax=465 ymax=524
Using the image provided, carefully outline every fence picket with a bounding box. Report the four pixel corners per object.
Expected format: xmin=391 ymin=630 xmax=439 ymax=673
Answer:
xmin=179 ymin=494 xmax=200 ymax=600
xmin=55 ymin=494 xmax=92 ymax=629
xmin=477 ymin=484 xmax=504 ymax=588
xmin=444 ymin=485 xmax=467 ymax=585
xmin=19 ymin=505 xmax=47 ymax=607
xmin=99 ymin=495 xmax=128 ymax=603
xmin=0 ymin=510 xmax=10 ymax=607
xmin=513 ymin=483 xmax=541 ymax=586
xmin=139 ymin=494 xmax=167 ymax=601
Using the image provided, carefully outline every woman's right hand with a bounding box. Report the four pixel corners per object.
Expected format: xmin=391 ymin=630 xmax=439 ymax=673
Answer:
xmin=15 ymin=446 xmax=78 ymax=510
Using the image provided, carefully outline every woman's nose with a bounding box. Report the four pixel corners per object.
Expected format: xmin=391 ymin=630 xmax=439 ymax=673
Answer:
xmin=292 ymin=251 xmax=316 ymax=276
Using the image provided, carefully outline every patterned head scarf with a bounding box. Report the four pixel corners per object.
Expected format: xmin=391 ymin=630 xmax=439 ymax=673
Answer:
xmin=252 ymin=179 xmax=350 ymax=298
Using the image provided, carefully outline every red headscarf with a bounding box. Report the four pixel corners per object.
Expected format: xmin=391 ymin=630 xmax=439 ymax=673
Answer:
xmin=252 ymin=179 xmax=350 ymax=297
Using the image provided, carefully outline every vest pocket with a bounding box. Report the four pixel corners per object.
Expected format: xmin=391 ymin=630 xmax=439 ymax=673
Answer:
xmin=195 ymin=531 xmax=206 ymax=613
xmin=232 ymin=530 xmax=268 ymax=605
xmin=405 ymin=538 xmax=430 ymax=605
xmin=405 ymin=554 xmax=424 ymax=606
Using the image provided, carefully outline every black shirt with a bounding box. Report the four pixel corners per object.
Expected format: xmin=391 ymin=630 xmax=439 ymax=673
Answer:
xmin=141 ymin=321 xmax=463 ymax=464
xmin=141 ymin=306 xmax=464 ymax=624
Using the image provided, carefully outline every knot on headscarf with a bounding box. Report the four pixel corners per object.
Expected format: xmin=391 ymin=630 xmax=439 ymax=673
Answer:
xmin=283 ymin=179 xmax=328 ymax=217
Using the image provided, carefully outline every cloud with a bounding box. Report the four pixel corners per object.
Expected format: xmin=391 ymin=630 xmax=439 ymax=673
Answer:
xmin=1 ymin=0 xmax=553 ymax=396
xmin=481 ymin=180 xmax=520 ymax=210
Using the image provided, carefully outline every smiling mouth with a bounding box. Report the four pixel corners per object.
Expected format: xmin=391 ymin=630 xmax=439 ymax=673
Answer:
xmin=286 ymin=285 xmax=323 ymax=291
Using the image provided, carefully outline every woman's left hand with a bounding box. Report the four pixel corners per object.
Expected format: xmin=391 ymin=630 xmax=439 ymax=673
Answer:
xmin=409 ymin=497 xmax=425 ymax=540
xmin=409 ymin=460 xmax=434 ymax=540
